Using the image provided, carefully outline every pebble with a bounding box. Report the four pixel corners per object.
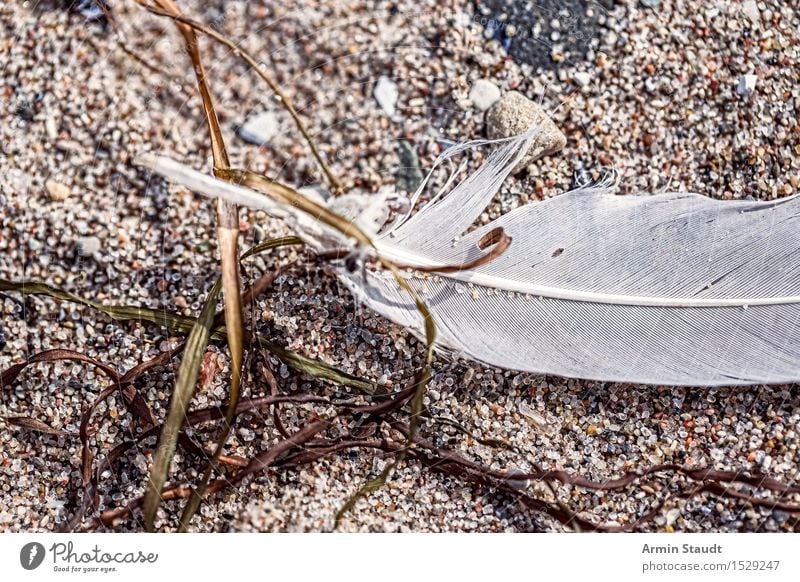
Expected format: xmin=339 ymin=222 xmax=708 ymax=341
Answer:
xmin=640 ymin=0 xmax=661 ymax=7
xmin=736 ymin=74 xmax=758 ymax=97
xmin=485 ymin=91 xmax=566 ymax=171
xmin=483 ymin=20 xmax=496 ymax=40
xmin=45 ymin=116 xmax=58 ymax=140
xmin=468 ymin=79 xmax=501 ymax=111
xmin=741 ymin=0 xmax=760 ymax=26
xmin=238 ymin=110 xmax=281 ymax=146
xmin=75 ymin=0 xmax=107 ymax=21
xmin=395 ymin=140 xmax=424 ymax=192
xmin=76 ymin=236 xmax=102 ymax=257
xmin=54 ymin=139 xmax=82 ymax=154
xmin=45 ymin=179 xmax=71 ymax=201
xmin=373 ymin=76 xmax=398 ymax=116
xmin=573 ymin=72 xmax=592 ymax=88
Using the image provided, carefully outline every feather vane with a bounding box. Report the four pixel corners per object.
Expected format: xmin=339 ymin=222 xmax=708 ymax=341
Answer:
xmin=139 ymin=128 xmax=800 ymax=386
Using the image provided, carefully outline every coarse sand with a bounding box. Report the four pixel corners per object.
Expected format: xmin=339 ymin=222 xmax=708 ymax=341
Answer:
xmin=1 ymin=0 xmax=798 ymax=532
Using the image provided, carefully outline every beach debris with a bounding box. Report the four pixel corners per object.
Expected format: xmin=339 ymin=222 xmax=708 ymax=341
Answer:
xmin=573 ymin=71 xmax=592 ymax=88
xmin=238 ymin=110 xmax=281 ymax=146
xmin=736 ymin=74 xmax=758 ymax=97
xmin=76 ymin=236 xmax=101 ymax=257
xmin=395 ymin=140 xmax=424 ymax=192
xmin=741 ymin=0 xmax=760 ymax=26
xmin=45 ymin=180 xmax=70 ymax=201
xmin=485 ymin=91 xmax=566 ymax=171
xmin=469 ymin=79 xmax=501 ymax=111
xmin=373 ymin=76 xmax=399 ymax=116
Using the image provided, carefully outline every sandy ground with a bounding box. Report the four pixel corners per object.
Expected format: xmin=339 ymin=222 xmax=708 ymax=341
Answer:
xmin=1 ymin=0 xmax=799 ymax=532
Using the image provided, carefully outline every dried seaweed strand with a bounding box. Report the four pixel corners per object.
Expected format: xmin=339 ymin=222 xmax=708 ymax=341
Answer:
xmin=138 ymin=1 xmax=343 ymax=194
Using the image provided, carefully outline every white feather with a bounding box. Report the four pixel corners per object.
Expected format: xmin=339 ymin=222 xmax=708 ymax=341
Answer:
xmin=138 ymin=128 xmax=800 ymax=386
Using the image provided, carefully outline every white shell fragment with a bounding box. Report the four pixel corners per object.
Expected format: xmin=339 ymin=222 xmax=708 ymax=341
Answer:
xmin=373 ymin=76 xmax=399 ymax=116
xmin=238 ymin=110 xmax=281 ymax=145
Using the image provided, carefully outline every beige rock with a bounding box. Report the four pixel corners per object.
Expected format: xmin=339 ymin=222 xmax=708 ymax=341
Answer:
xmin=485 ymin=91 xmax=566 ymax=172
xmin=45 ymin=179 xmax=71 ymax=201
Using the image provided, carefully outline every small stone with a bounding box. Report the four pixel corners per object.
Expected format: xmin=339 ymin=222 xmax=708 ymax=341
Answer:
xmin=373 ymin=76 xmax=398 ymax=116
xmin=76 ymin=236 xmax=102 ymax=256
xmin=77 ymin=0 xmax=108 ymax=21
xmin=640 ymin=0 xmax=661 ymax=7
xmin=665 ymin=507 xmax=681 ymax=526
xmin=573 ymin=71 xmax=592 ymax=88
xmin=45 ymin=179 xmax=70 ymax=201
xmin=483 ymin=20 xmax=496 ymax=40
xmin=45 ymin=116 xmax=58 ymax=140
xmin=485 ymin=91 xmax=566 ymax=172
xmin=14 ymin=101 xmax=34 ymax=122
xmin=238 ymin=110 xmax=281 ymax=145
xmin=395 ymin=140 xmax=424 ymax=192
xmin=468 ymin=79 xmax=501 ymax=111
xmin=736 ymin=74 xmax=758 ymax=97
xmin=54 ymin=140 xmax=81 ymax=154
xmin=741 ymin=0 xmax=760 ymax=26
